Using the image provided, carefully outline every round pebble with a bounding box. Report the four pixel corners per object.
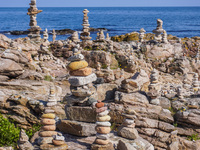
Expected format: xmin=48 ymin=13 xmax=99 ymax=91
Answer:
xmin=98 ymin=110 xmax=109 ymax=117
xmin=96 ymin=102 xmax=105 ymax=108
xmin=42 ymin=113 xmax=56 ymax=119
xmin=96 ymin=133 xmax=109 ymax=140
xmin=124 ymin=119 xmax=134 ymax=125
xmin=39 ymin=131 xmax=57 ymax=137
xmin=96 ymin=121 xmax=111 ymax=127
xmin=41 ymin=119 xmax=55 ymax=125
xmin=52 ymin=140 xmax=65 ymax=146
xmin=96 ymin=126 xmax=111 ymax=134
xmin=97 ymin=115 xmax=111 ymax=122
xmin=42 ymin=125 xmax=56 ymax=131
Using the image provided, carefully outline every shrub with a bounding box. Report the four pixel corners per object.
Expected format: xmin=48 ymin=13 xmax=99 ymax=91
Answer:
xmin=187 ymin=134 xmax=200 ymax=141
xmin=0 ymin=114 xmax=20 ymax=147
xmin=26 ymin=124 xmax=42 ymax=139
xmin=44 ymin=75 xmax=53 ymax=82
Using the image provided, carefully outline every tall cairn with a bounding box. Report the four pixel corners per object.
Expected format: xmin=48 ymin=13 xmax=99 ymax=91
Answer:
xmin=153 ymin=19 xmax=164 ymax=42
xmin=162 ymin=30 xmax=168 ymax=43
xmin=91 ymin=101 xmax=114 ymax=150
xmin=52 ymin=29 xmax=56 ymax=42
xmin=80 ymin=9 xmax=92 ymax=43
xmin=70 ymin=31 xmax=80 ymax=42
xmin=192 ymin=73 xmax=200 ymax=92
xmin=27 ymin=0 xmax=42 ymax=43
xmin=148 ymin=69 xmax=160 ymax=105
xmin=43 ymin=28 xmax=49 ymax=42
xmin=18 ymin=129 xmax=34 ymax=150
xmin=139 ymin=28 xmax=146 ymax=42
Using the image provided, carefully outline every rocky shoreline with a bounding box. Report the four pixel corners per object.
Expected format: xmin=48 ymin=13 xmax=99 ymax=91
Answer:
xmin=0 ymin=1 xmax=200 ymax=150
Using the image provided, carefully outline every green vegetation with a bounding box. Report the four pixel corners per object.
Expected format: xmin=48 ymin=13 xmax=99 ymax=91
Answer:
xmin=187 ymin=134 xmax=200 ymax=141
xmin=26 ymin=124 xmax=42 ymax=139
xmin=0 ymin=114 xmax=20 ymax=147
xmin=173 ymin=123 xmax=178 ymax=127
xmin=168 ymin=107 xmax=177 ymax=116
xmin=44 ymin=75 xmax=53 ymax=82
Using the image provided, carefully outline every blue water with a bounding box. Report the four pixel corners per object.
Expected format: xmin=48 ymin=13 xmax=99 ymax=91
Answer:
xmin=0 ymin=7 xmax=200 ymax=40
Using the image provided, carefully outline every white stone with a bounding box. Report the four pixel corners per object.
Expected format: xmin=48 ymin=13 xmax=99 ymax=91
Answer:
xmin=96 ymin=121 xmax=111 ymax=127
xmin=53 ymin=135 xmax=65 ymax=141
xmin=67 ymin=54 xmax=84 ymax=62
xmin=96 ymin=133 xmax=109 ymax=140
xmin=98 ymin=110 xmax=109 ymax=117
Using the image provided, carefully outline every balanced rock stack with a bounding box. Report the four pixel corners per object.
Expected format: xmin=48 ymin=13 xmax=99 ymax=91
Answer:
xmin=117 ymin=109 xmax=139 ymax=140
xmin=43 ymin=28 xmax=49 ymax=42
xmin=139 ymin=28 xmax=146 ymax=42
xmin=47 ymin=86 xmax=57 ymax=107
xmin=70 ymin=31 xmax=80 ymax=42
xmin=52 ymin=133 xmax=67 ymax=148
xmin=27 ymin=0 xmax=42 ymax=43
xmin=153 ymin=19 xmax=164 ymax=42
xmin=96 ymin=30 xmax=105 ymax=41
xmin=162 ymin=30 xmax=168 ymax=44
xmin=67 ymin=48 xmax=97 ymax=105
xmin=148 ymin=69 xmax=160 ymax=105
xmin=80 ymin=9 xmax=92 ymax=42
xmin=52 ymin=29 xmax=56 ymax=42
xmin=91 ymin=101 xmax=114 ymax=150
xmin=18 ymin=129 xmax=34 ymax=150
xmin=192 ymin=73 xmax=199 ymax=92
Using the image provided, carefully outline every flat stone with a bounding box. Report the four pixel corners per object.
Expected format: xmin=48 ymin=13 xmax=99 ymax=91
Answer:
xmin=53 ymin=135 xmax=65 ymax=141
xmin=70 ymin=67 xmax=92 ymax=76
xmin=39 ymin=131 xmax=57 ymax=137
xmin=68 ymin=73 xmax=97 ymax=86
xmin=71 ymin=85 xmax=96 ymax=97
xmin=41 ymin=119 xmax=55 ymax=125
xmin=40 ymin=143 xmax=68 ymax=150
xmin=124 ymin=119 xmax=134 ymax=125
xmin=96 ymin=133 xmax=109 ymax=140
xmin=42 ymin=114 xmax=56 ymax=119
xmin=95 ymin=139 xmax=109 ymax=145
xmin=96 ymin=126 xmax=111 ymax=134
xmin=117 ymin=127 xmax=139 ymax=140
xmin=91 ymin=142 xmax=114 ymax=150
xmin=44 ymin=109 xmax=55 ymax=113
xmin=42 ymin=125 xmax=56 ymax=131
xmin=57 ymin=120 xmax=96 ymax=136
xmin=96 ymin=122 xmax=111 ymax=127
xmin=97 ymin=115 xmax=111 ymax=122
xmin=67 ymin=54 xmax=84 ymax=62
xmin=52 ymin=140 xmax=65 ymax=146
xmin=68 ymin=60 xmax=88 ymax=71
xmin=37 ymin=137 xmax=53 ymax=145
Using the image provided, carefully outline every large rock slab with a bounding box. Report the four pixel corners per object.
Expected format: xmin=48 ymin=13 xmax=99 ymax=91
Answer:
xmin=0 ymin=58 xmax=23 ymax=77
xmin=57 ymin=120 xmax=96 ymax=136
xmin=96 ymin=83 xmax=118 ymax=101
xmin=68 ymin=73 xmax=97 ymax=86
xmin=117 ymin=127 xmax=139 ymax=140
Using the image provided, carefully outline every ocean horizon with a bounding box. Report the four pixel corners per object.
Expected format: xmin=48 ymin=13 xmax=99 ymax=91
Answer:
xmin=0 ymin=7 xmax=200 ymax=40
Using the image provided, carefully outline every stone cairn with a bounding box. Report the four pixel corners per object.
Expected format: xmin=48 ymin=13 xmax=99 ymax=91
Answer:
xmin=27 ymin=0 xmax=42 ymax=43
xmin=91 ymin=101 xmax=114 ymax=150
xmin=139 ymin=28 xmax=146 ymax=42
xmin=106 ymin=33 xmax=110 ymax=40
xmin=67 ymin=47 xmax=97 ymax=106
xmin=43 ymin=28 xmax=49 ymax=42
xmin=96 ymin=30 xmax=105 ymax=41
xmin=183 ymin=73 xmax=191 ymax=89
xmin=80 ymin=9 xmax=92 ymax=43
xmin=153 ymin=19 xmax=164 ymax=42
xmin=162 ymin=30 xmax=168 ymax=44
xmin=177 ymin=86 xmax=186 ymax=102
xmin=148 ymin=69 xmax=160 ymax=105
xmin=117 ymin=109 xmax=139 ymax=140
xmin=18 ymin=129 xmax=34 ymax=150
xmin=52 ymin=29 xmax=56 ymax=42
xmin=70 ymin=31 xmax=80 ymax=42
xmin=192 ymin=73 xmax=200 ymax=92
xmin=39 ymin=86 xmax=68 ymax=149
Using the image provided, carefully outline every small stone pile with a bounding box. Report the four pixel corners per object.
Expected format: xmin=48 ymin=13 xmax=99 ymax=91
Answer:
xmin=47 ymin=86 xmax=57 ymax=107
xmin=139 ymin=28 xmax=146 ymax=42
xmin=162 ymin=30 xmax=168 ymax=43
xmin=67 ymin=48 xmax=97 ymax=106
xmin=52 ymin=133 xmax=67 ymax=147
xmin=27 ymin=0 xmax=42 ymax=43
xmin=43 ymin=28 xmax=49 ymax=42
xmin=18 ymin=129 xmax=34 ymax=150
xmin=192 ymin=73 xmax=199 ymax=92
xmin=153 ymin=19 xmax=164 ymax=42
xmin=106 ymin=33 xmax=110 ymax=40
xmin=148 ymin=69 xmax=160 ymax=105
xmin=80 ymin=9 xmax=92 ymax=42
xmin=117 ymin=109 xmax=139 ymax=140
xmin=70 ymin=31 xmax=80 ymax=42
xmin=96 ymin=30 xmax=105 ymax=41
xmin=91 ymin=101 xmax=114 ymax=150
xmin=177 ymin=86 xmax=186 ymax=102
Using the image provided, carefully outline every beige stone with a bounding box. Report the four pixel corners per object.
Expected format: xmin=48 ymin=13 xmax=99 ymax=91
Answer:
xmin=42 ymin=113 xmax=56 ymax=119
xmin=39 ymin=131 xmax=57 ymax=137
xmin=41 ymin=119 xmax=55 ymax=125
xmin=91 ymin=142 xmax=114 ymax=150
xmin=70 ymin=67 xmax=92 ymax=76
xmin=42 ymin=125 xmax=56 ymax=131
xmin=95 ymin=126 xmax=111 ymax=134
xmin=95 ymin=139 xmax=109 ymax=145
xmin=97 ymin=115 xmax=111 ymax=122
xmin=52 ymin=140 xmax=65 ymax=146
xmin=68 ymin=60 xmax=88 ymax=71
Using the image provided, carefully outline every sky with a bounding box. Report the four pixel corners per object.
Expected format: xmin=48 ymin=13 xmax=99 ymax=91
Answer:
xmin=1 ymin=0 xmax=200 ymax=7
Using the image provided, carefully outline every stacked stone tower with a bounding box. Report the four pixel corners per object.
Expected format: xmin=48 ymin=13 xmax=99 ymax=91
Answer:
xmin=91 ymin=101 xmax=114 ymax=150
xmin=139 ymin=28 xmax=146 ymax=42
xmin=192 ymin=73 xmax=200 ymax=91
xmin=80 ymin=9 xmax=92 ymax=42
xmin=27 ymin=0 xmax=42 ymax=43
xmin=153 ymin=19 xmax=164 ymax=42
xmin=43 ymin=28 xmax=49 ymax=42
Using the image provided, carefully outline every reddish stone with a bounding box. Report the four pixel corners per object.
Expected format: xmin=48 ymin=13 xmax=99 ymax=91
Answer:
xmin=95 ymin=102 xmax=105 ymax=108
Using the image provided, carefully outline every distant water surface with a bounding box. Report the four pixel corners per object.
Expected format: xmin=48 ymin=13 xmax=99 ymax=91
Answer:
xmin=0 ymin=7 xmax=200 ymax=40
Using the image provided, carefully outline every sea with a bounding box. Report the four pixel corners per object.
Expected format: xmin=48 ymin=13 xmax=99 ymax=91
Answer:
xmin=0 ymin=7 xmax=200 ymax=41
